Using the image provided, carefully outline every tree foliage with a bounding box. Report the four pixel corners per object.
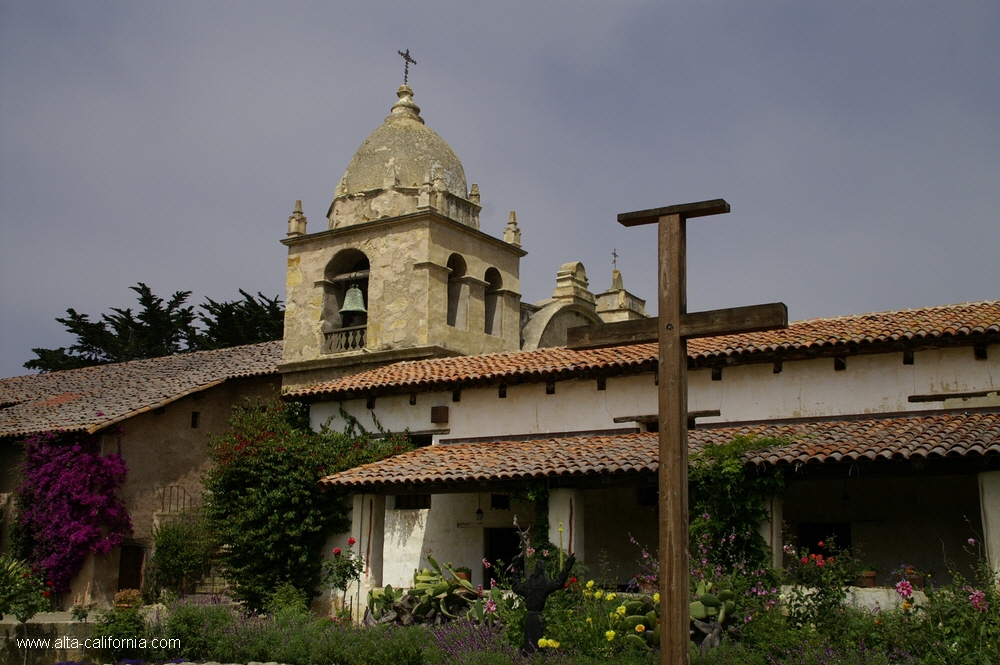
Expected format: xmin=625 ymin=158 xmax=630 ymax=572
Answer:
xmin=202 ymin=397 xmax=412 ymax=611
xmin=25 ymin=283 xmax=284 ymax=372
xmin=196 ymin=289 xmax=284 ymax=350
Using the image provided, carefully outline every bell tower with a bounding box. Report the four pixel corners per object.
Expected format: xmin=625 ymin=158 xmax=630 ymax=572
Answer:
xmin=280 ymin=85 xmax=525 ymax=389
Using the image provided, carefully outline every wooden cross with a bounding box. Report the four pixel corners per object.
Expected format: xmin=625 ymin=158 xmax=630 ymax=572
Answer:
xmin=397 ymin=49 xmax=417 ymax=84
xmin=569 ymin=199 xmax=787 ymax=665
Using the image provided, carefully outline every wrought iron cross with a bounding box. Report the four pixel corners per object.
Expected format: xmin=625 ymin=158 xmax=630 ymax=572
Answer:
xmin=397 ymin=49 xmax=417 ymax=84
xmin=612 ymin=248 xmax=619 ymax=270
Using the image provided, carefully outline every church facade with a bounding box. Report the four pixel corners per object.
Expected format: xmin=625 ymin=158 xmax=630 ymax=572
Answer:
xmin=277 ymin=82 xmax=1000 ymax=615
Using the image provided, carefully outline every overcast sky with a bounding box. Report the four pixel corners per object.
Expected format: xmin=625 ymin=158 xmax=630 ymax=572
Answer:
xmin=2 ymin=2 xmax=998 ymax=378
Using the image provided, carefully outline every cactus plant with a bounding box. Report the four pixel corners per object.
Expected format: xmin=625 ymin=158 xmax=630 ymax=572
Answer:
xmin=366 ymin=555 xmax=480 ymax=626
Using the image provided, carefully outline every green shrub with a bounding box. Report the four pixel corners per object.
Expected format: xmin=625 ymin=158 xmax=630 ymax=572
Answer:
xmin=203 ymin=397 xmax=411 ymax=610
xmin=143 ymin=510 xmax=214 ymax=602
xmin=0 ymin=554 xmax=50 ymax=624
xmin=89 ymin=606 xmax=147 ymax=661
xmin=163 ymin=596 xmax=238 ymax=661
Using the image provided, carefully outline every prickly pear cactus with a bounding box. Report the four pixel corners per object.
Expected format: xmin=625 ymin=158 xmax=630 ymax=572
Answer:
xmin=366 ymin=555 xmax=480 ymax=626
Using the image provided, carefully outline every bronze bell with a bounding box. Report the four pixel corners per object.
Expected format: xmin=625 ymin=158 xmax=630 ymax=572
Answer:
xmin=339 ymin=284 xmax=367 ymax=314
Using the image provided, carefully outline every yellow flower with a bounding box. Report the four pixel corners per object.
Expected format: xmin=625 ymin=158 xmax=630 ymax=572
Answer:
xmin=586 ymin=580 xmax=595 ymax=589
xmin=616 ymin=605 xmax=627 ymax=616
xmin=606 ymin=630 xmax=616 ymax=642
xmin=537 ymin=638 xmax=559 ymax=649
xmin=582 ymin=589 xmax=592 ymax=598
xmin=586 ymin=617 xmax=592 ymax=624
xmin=538 ymin=638 xmax=546 ymax=648
xmin=606 ymin=592 xmax=617 ymax=601
xmin=901 ymin=601 xmax=913 ymax=611
xmin=635 ymin=624 xmax=646 ymax=633
xmin=550 ymin=640 xmax=560 ymax=649
xmin=653 ymin=592 xmax=660 ymax=603
xmin=594 ymin=590 xmax=604 ymax=599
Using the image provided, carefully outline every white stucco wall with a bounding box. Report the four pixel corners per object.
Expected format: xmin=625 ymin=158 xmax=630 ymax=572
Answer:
xmin=379 ymin=492 xmax=528 ymax=589
xmin=314 ymin=342 xmax=997 ymax=595
xmin=314 ymin=344 xmax=998 ymax=438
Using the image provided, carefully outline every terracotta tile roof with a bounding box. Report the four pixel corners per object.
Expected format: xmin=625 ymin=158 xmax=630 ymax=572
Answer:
xmin=0 ymin=341 xmax=282 ymax=438
xmin=291 ymin=301 xmax=1000 ymax=399
xmin=319 ymin=411 xmax=1000 ymax=492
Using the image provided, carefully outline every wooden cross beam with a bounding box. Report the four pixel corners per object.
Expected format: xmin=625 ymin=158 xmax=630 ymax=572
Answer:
xmin=615 ymin=199 xmax=788 ymax=665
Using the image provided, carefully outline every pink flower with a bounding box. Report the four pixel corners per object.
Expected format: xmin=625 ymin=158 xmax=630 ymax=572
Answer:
xmin=968 ymin=538 xmax=977 ymax=546
xmin=526 ymin=547 xmax=535 ymax=555
xmin=333 ymin=547 xmax=341 ymax=556
xmin=482 ymin=558 xmax=491 ymax=569
xmin=801 ymin=557 xmax=808 ymax=565
xmin=817 ymin=541 xmax=825 ymax=548
xmin=348 ymin=537 xmax=356 ymax=546
xmin=543 ymin=550 xmax=549 ymax=557
xmin=485 ymin=599 xmax=497 ymax=613
xmin=970 ymin=589 xmax=988 ymax=613
xmin=816 ymin=559 xmax=825 ymax=568
xmin=895 ymin=579 xmax=913 ymax=599
xmin=490 ymin=578 xmax=497 ymax=588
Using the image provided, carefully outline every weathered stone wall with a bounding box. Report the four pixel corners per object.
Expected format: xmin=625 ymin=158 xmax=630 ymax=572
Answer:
xmin=281 ymin=212 xmax=523 ymax=388
xmin=67 ymin=374 xmax=277 ymax=609
xmin=1 ymin=619 xmax=92 ymax=665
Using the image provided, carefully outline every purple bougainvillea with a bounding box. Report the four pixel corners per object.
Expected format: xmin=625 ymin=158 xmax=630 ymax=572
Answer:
xmin=16 ymin=431 xmax=132 ymax=593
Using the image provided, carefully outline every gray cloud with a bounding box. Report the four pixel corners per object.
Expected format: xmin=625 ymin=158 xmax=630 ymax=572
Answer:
xmin=2 ymin=1 xmax=998 ymax=377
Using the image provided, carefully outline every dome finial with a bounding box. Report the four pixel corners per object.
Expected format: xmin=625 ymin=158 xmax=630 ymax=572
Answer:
xmin=390 ymin=85 xmax=423 ymax=124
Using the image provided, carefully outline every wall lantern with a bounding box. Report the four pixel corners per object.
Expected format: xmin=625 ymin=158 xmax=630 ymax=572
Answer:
xmin=476 ymin=494 xmax=484 ymax=521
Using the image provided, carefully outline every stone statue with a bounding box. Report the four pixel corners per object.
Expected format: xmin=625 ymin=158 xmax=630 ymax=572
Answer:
xmin=510 ymin=551 xmax=576 ymax=652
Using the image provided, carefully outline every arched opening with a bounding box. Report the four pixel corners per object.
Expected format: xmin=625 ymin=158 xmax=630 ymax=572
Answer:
xmin=321 ymin=249 xmax=370 ymax=352
xmin=446 ymin=254 xmax=469 ymax=329
xmin=484 ymin=267 xmax=503 ymax=336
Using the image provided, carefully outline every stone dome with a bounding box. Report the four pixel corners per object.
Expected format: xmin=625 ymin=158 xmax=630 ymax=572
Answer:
xmin=336 ymin=86 xmax=468 ymax=200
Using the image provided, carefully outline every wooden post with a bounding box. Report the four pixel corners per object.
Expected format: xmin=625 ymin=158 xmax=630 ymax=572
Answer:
xmin=658 ymin=212 xmax=689 ymax=665
xmin=616 ymin=199 xmax=788 ymax=665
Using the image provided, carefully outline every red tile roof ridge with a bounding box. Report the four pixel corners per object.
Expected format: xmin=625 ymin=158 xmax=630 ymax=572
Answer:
xmin=782 ymin=300 xmax=999 ymax=325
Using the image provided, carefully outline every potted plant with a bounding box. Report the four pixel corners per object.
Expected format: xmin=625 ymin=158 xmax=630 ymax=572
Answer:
xmin=890 ymin=564 xmax=926 ymax=590
xmin=113 ymin=588 xmax=142 ymax=609
xmin=858 ymin=566 xmax=878 ymax=588
xmin=453 ymin=566 xmax=472 ymax=582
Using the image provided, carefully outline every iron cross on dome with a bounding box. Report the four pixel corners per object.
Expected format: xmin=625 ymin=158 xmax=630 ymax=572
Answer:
xmin=397 ymin=49 xmax=417 ymax=84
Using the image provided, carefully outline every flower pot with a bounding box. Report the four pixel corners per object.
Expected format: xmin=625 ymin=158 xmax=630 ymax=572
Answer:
xmin=455 ymin=571 xmax=471 ymax=582
xmin=857 ymin=571 xmax=877 ymax=588
xmin=904 ymin=573 xmax=924 ymax=589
